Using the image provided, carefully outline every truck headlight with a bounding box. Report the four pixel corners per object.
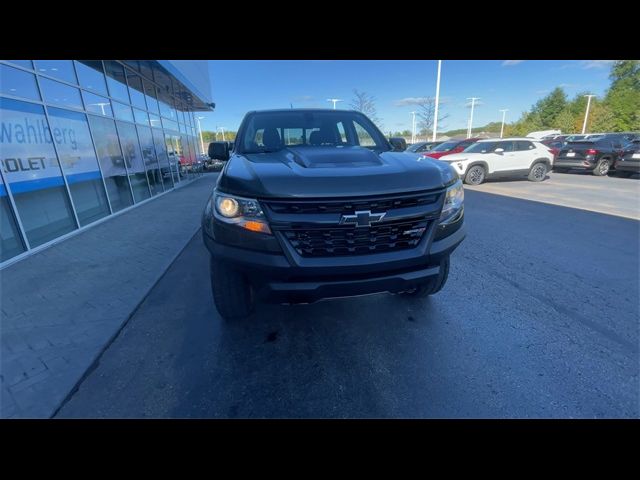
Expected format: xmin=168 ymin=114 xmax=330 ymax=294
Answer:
xmin=439 ymin=179 xmax=464 ymax=225
xmin=213 ymin=190 xmax=272 ymax=234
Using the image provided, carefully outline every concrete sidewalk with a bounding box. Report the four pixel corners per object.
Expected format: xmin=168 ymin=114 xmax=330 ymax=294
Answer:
xmin=1 ymin=174 xmax=218 ymax=418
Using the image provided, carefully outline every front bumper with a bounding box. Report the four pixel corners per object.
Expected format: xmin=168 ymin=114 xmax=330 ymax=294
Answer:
xmin=203 ymin=221 xmax=465 ymax=304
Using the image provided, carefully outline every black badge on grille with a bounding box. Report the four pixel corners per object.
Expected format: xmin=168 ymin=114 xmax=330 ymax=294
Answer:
xmin=340 ymin=210 xmax=387 ymax=228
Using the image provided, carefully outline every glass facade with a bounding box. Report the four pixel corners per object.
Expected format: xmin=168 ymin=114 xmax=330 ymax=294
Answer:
xmin=0 ymin=60 xmax=205 ymax=265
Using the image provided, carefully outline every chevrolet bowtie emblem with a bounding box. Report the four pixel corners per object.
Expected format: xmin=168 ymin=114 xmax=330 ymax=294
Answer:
xmin=340 ymin=210 xmax=387 ymax=228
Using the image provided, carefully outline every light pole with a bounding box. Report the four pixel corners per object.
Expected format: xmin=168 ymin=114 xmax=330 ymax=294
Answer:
xmin=326 ymin=98 xmax=343 ymax=109
xmin=466 ymin=97 xmax=480 ymax=139
xmin=219 ymin=127 xmax=226 ymax=142
xmin=196 ymin=116 xmax=205 ymax=154
xmin=499 ymin=109 xmax=508 ymax=138
xmin=432 ymin=60 xmax=442 ymax=141
xmin=581 ymin=95 xmax=596 ymax=134
xmin=410 ymin=111 xmax=417 ymax=144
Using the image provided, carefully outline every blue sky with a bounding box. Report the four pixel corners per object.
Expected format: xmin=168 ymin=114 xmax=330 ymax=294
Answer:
xmin=196 ymin=60 xmax=614 ymax=135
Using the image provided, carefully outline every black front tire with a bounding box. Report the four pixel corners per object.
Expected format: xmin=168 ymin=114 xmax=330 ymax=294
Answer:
xmin=400 ymin=256 xmax=450 ymax=298
xmin=528 ymin=162 xmax=547 ymax=182
xmin=210 ymin=257 xmax=254 ymax=319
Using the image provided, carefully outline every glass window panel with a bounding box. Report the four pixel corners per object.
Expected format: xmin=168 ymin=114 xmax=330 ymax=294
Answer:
xmin=136 ymin=125 xmax=163 ymax=195
xmin=39 ymin=78 xmax=83 ymax=110
xmin=149 ymin=113 xmax=161 ymax=129
xmin=75 ymin=60 xmax=108 ymax=95
xmin=115 ymin=121 xmax=150 ymax=203
xmin=133 ymin=108 xmax=149 ymax=126
xmin=0 ymin=97 xmax=76 ymax=247
xmin=139 ymin=61 xmax=154 ymax=82
xmin=166 ymin=134 xmax=182 ymax=184
xmin=125 ymin=72 xmax=147 ymax=110
xmin=103 ymin=61 xmax=130 ymax=104
xmin=158 ymin=99 xmax=174 ymax=119
xmin=34 ymin=60 xmax=77 ymax=84
xmin=0 ymin=64 xmax=41 ymax=100
xmin=162 ymin=118 xmax=178 ymax=132
xmin=87 ymin=115 xmax=133 ymax=212
xmin=0 ymin=173 xmax=26 ymax=261
xmin=3 ymin=60 xmax=33 ymax=69
xmin=123 ymin=60 xmax=141 ymax=72
xmin=143 ymin=80 xmax=160 ymax=115
xmin=113 ymin=101 xmax=134 ymax=122
xmin=47 ymin=107 xmax=110 ymax=226
xmin=82 ymin=91 xmax=112 ymax=117
xmin=152 ymin=128 xmax=172 ymax=189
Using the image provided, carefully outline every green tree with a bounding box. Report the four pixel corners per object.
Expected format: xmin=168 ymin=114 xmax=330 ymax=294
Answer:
xmin=589 ymin=101 xmax=617 ymax=132
xmin=604 ymin=60 xmax=640 ymax=131
xmin=533 ymin=87 xmax=567 ymax=127
xmin=553 ymin=108 xmax=577 ymax=133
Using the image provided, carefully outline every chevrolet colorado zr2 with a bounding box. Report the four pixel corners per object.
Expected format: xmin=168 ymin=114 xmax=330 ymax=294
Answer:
xmin=202 ymin=109 xmax=466 ymax=319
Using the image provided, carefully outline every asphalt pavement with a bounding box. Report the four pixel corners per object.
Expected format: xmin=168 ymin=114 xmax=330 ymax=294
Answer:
xmin=465 ymin=171 xmax=640 ymax=220
xmin=57 ymin=185 xmax=639 ymax=418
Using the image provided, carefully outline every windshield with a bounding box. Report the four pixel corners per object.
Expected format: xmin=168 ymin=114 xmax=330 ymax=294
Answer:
xmin=406 ymin=143 xmax=425 ymax=152
xmin=430 ymin=140 xmax=460 ymax=152
xmin=237 ymin=110 xmax=390 ymax=154
xmin=565 ymin=135 xmax=586 ymax=142
xmin=464 ymin=141 xmax=500 ymax=153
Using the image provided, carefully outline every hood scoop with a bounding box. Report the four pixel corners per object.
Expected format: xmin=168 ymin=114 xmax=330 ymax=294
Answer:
xmin=289 ymin=146 xmax=384 ymax=168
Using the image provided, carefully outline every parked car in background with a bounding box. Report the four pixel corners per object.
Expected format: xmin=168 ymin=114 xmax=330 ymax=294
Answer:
xmin=614 ymin=139 xmax=640 ymax=177
xmin=554 ymin=134 xmax=629 ymax=176
xmin=541 ymin=136 xmax=570 ymax=159
xmin=424 ymin=138 xmax=481 ymax=159
xmin=527 ymin=129 xmax=561 ymax=140
xmin=439 ymin=138 xmax=554 ymax=185
xmin=564 ymin=134 xmax=589 ymax=143
xmin=405 ymin=141 xmax=443 ymax=154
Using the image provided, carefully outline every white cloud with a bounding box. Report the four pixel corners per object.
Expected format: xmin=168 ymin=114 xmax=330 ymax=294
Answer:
xmin=394 ymin=96 xmax=452 ymax=107
xmin=394 ymin=97 xmax=432 ymax=106
xmin=502 ymin=60 xmax=524 ymax=66
xmin=581 ymin=60 xmax=615 ymax=69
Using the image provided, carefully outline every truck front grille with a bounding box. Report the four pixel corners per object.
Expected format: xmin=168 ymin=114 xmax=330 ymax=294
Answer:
xmin=265 ymin=193 xmax=438 ymax=215
xmin=282 ymin=218 xmax=430 ymax=257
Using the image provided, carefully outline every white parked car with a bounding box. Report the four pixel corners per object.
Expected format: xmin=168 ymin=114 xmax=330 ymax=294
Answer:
xmin=433 ymin=138 xmax=554 ymax=186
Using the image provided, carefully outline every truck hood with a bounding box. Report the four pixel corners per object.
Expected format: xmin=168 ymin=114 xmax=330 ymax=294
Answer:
xmin=216 ymin=146 xmax=456 ymax=198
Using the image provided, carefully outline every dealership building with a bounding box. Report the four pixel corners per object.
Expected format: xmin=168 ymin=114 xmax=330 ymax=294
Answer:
xmin=0 ymin=60 xmax=214 ymax=267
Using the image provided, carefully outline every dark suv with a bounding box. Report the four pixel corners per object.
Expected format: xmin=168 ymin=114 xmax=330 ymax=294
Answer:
xmin=202 ymin=109 xmax=466 ymax=319
xmin=614 ymin=139 xmax=640 ymax=177
xmin=554 ymin=133 xmax=638 ymax=176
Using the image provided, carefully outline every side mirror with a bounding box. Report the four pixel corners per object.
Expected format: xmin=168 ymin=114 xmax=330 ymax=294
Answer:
xmin=389 ymin=137 xmax=407 ymax=152
xmin=494 ymin=148 xmax=504 ymax=154
xmin=209 ymin=141 xmax=230 ymax=161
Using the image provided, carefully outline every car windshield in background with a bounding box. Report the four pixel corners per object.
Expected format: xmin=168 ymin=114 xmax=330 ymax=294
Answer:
xmin=406 ymin=143 xmax=425 ymax=152
xmin=565 ymin=135 xmax=587 ymax=142
xmin=464 ymin=142 xmax=500 ymax=153
xmin=430 ymin=140 xmax=459 ymax=152
xmin=237 ymin=110 xmax=390 ymax=154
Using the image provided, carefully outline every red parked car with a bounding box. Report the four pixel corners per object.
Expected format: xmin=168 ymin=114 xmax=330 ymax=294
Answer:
xmin=423 ymin=137 xmax=482 ymax=159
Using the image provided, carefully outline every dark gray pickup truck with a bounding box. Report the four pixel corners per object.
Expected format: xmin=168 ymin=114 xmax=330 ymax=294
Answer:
xmin=202 ymin=109 xmax=465 ymax=319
